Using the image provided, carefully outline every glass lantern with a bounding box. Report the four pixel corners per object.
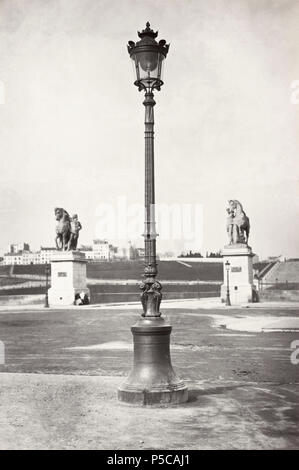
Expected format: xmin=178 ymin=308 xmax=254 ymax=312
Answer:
xmin=128 ymin=22 xmax=169 ymax=91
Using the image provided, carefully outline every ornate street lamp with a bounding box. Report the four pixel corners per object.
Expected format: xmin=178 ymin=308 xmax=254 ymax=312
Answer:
xmin=44 ymin=263 xmax=50 ymax=308
xmin=118 ymin=23 xmax=188 ymax=405
xmin=225 ymin=260 xmax=231 ymax=306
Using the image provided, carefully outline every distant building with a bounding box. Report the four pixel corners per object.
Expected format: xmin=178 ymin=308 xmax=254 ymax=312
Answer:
xmin=3 ymin=240 xmax=118 ymax=265
xmin=92 ymin=239 xmax=110 ymax=259
xmin=3 ymin=246 xmax=57 ymax=265
xmin=80 ymin=240 xmax=116 ymax=261
xmin=38 ymin=247 xmax=58 ymax=264
xmin=8 ymin=242 xmax=30 ymax=254
xmin=121 ymin=242 xmax=145 ymax=260
xmin=136 ymin=247 xmax=145 ymax=259
xmin=109 ymin=245 xmax=118 ymax=259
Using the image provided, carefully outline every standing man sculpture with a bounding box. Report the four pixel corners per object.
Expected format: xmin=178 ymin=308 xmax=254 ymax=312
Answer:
xmin=69 ymin=214 xmax=82 ymax=251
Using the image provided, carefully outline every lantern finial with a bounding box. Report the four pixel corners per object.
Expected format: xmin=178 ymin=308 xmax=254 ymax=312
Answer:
xmin=138 ymin=22 xmax=158 ymax=39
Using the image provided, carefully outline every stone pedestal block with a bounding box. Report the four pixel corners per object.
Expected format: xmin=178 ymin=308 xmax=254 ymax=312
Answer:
xmin=221 ymin=244 xmax=254 ymax=305
xmin=48 ymin=251 xmax=90 ymax=307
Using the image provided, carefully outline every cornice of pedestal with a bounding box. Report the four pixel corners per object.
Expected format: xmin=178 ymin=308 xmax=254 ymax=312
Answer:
xmin=221 ymin=244 xmax=254 ymax=257
xmin=50 ymin=250 xmax=87 ymax=263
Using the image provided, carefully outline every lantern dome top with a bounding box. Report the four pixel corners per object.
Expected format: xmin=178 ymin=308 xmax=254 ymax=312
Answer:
xmin=128 ymin=22 xmax=169 ymax=58
xmin=138 ymin=22 xmax=158 ymax=39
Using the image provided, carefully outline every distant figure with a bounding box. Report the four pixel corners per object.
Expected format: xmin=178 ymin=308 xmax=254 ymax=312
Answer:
xmin=68 ymin=214 xmax=82 ymax=250
xmin=74 ymin=292 xmax=89 ymax=305
xmin=252 ymin=285 xmax=259 ymax=303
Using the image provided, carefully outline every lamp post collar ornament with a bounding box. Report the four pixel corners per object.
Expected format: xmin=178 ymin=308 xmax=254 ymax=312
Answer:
xmin=140 ymin=280 xmax=162 ymax=317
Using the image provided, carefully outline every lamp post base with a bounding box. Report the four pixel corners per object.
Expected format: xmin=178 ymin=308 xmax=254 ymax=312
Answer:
xmin=118 ymin=316 xmax=188 ymax=405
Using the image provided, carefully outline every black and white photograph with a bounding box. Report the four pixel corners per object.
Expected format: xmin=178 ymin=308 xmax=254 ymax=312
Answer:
xmin=0 ymin=0 xmax=298 ymax=454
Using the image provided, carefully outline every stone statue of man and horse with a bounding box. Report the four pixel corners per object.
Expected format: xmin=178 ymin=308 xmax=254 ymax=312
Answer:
xmin=226 ymin=200 xmax=250 ymax=245
xmin=54 ymin=208 xmax=82 ymax=251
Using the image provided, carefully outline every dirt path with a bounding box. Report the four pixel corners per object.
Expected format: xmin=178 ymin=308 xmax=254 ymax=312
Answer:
xmin=0 ymin=373 xmax=298 ymax=450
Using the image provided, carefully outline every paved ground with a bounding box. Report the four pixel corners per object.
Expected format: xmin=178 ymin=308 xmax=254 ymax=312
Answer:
xmin=0 ymin=302 xmax=298 ymax=449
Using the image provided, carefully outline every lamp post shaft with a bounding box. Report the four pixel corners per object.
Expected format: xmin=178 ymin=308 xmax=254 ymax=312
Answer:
xmin=45 ymin=265 xmax=49 ymax=308
xmin=144 ymin=91 xmax=157 ymax=277
xmin=226 ymin=267 xmax=231 ymax=306
xmin=140 ymin=91 xmax=162 ymax=317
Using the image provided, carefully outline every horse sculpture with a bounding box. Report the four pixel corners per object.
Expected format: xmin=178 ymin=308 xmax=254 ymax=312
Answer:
xmin=226 ymin=200 xmax=250 ymax=245
xmin=55 ymin=207 xmax=71 ymax=251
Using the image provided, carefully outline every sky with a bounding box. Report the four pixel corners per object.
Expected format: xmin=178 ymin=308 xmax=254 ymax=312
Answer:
xmin=0 ymin=0 xmax=298 ymax=259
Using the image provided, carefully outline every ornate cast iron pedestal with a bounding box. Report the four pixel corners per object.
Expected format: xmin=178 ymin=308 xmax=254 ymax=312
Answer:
xmin=118 ymin=317 xmax=188 ymax=405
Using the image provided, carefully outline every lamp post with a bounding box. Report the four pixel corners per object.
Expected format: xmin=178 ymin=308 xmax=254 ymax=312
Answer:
xmin=44 ymin=263 xmax=50 ymax=308
xmin=225 ymin=260 xmax=231 ymax=306
xmin=118 ymin=23 xmax=188 ymax=405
